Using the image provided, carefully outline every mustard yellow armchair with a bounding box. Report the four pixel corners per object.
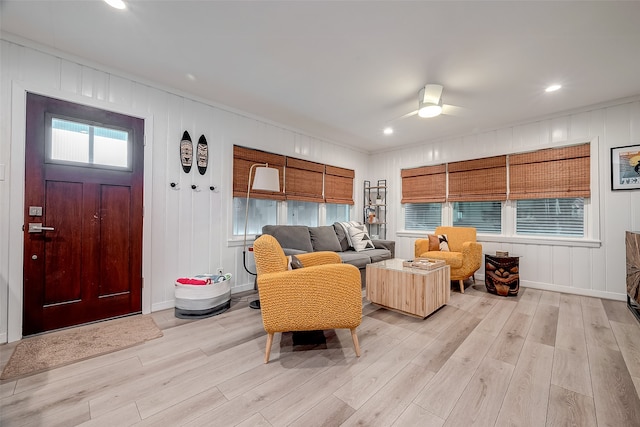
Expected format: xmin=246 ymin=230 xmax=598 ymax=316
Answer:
xmin=415 ymin=226 xmax=482 ymax=293
xmin=252 ymin=234 xmax=362 ymax=363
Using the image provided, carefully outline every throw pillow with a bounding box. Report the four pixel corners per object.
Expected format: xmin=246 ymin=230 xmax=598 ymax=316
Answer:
xmin=438 ymin=234 xmax=450 ymax=251
xmin=287 ymin=255 xmax=304 ymax=270
xmin=333 ymin=223 xmax=351 ymax=252
xmin=347 ymin=224 xmax=375 ymax=252
xmin=336 ymin=221 xmax=362 ymax=249
xmin=309 ymin=226 xmax=342 ymax=252
xmin=427 ymin=234 xmax=440 ymax=251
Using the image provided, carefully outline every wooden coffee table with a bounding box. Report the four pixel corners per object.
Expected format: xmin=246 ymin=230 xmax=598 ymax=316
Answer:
xmin=366 ymin=258 xmax=450 ymax=318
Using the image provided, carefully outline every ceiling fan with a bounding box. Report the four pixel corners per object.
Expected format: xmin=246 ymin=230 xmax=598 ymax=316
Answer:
xmin=399 ymin=84 xmax=463 ymax=120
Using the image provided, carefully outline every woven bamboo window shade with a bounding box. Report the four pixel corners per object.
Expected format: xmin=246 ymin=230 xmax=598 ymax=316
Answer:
xmin=448 ymin=155 xmax=507 ymax=202
xmin=509 ymin=143 xmax=590 ymax=200
xmin=401 ymin=164 xmax=446 ymax=203
xmin=325 ymin=165 xmax=355 ymax=205
xmin=285 ymin=157 xmax=325 ymax=202
xmin=233 ymin=145 xmax=285 ymax=200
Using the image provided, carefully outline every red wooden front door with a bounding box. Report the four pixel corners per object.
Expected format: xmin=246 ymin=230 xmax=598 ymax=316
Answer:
xmin=23 ymin=93 xmax=144 ymax=336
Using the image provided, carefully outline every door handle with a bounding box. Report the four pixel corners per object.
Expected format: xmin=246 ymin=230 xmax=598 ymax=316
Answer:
xmin=28 ymin=223 xmax=55 ymax=233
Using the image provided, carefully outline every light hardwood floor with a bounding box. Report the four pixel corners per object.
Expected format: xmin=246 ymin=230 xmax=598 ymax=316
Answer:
xmin=2 ymin=284 xmax=640 ymax=426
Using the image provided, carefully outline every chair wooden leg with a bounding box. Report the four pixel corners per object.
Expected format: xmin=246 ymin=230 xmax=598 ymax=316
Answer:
xmin=472 ymin=274 xmax=476 ymax=284
xmin=264 ymin=332 xmax=274 ymax=364
xmin=459 ymin=279 xmax=464 ymax=294
xmin=350 ymin=328 xmax=361 ymax=357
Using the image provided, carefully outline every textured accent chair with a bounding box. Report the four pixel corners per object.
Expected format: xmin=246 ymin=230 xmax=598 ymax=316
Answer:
xmin=414 ymin=226 xmax=482 ymax=294
xmin=252 ymin=234 xmax=363 ymax=363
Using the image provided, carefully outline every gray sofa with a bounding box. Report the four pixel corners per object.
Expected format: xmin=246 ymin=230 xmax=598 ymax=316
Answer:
xmin=261 ymin=223 xmax=395 ymax=285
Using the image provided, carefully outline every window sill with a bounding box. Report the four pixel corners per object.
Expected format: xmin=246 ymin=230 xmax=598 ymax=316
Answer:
xmin=397 ymin=230 xmax=601 ymax=248
xmin=228 ymin=236 xmax=257 ymax=247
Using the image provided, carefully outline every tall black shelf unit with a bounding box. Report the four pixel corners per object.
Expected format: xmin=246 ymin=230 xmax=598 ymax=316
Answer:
xmin=363 ymin=179 xmax=387 ymax=240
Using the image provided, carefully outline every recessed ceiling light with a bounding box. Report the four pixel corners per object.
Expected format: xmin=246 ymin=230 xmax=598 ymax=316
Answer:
xmin=104 ymin=0 xmax=126 ymax=10
xmin=545 ymin=84 xmax=562 ymax=93
xmin=383 ymin=127 xmax=393 ymax=135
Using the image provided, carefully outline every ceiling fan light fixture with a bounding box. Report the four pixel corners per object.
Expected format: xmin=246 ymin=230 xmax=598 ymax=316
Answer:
xmin=104 ymin=0 xmax=126 ymax=9
xmin=418 ymin=102 xmax=443 ymax=118
xmin=417 ymin=84 xmax=444 ymax=118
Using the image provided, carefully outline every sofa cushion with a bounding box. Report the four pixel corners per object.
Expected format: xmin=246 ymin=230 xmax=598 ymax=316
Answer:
xmin=366 ymin=248 xmax=393 ymax=264
xmin=262 ymin=225 xmax=313 ymax=252
xmin=347 ymin=224 xmax=375 ymax=251
xmin=338 ymin=251 xmax=373 ymax=269
xmin=333 ymin=223 xmax=351 ymax=252
xmin=309 ymin=226 xmax=342 ymax=252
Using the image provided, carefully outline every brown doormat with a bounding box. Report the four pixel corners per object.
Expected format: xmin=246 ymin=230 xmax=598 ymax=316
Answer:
xmin=1 ymin=315 xmax=163 ymax=381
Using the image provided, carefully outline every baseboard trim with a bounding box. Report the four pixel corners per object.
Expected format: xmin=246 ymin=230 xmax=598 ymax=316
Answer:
xmin=473 ymin=274 xmax=626 ymax=301
xmin=520 ymin=280 xmax=626 ymax=301
xmin=151 ymin=301 xmax=175 ymax=312
xmin=231 ymin=283 xmax=257 ymax=294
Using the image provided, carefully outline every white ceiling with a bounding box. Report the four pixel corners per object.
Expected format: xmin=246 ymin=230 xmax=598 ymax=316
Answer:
xmin=2 ymin=1 xmax=640 ymax=153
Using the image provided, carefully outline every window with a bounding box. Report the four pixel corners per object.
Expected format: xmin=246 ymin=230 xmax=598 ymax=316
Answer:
xmin=400 ymin=143 xmax=591 ymax=240
xmin=510 ymin=144 xmax=590 ymax=239
xmin=287 ymin=201 xmax=319 ymax=226
xmin=285 ymin=157 xmax=324 ymax=203
xmin=49 ymin=117 xmax=130 ymax=169
xmin=325 ymin=165 xmax=355 ymax=205
xmin=447 ymin=156 xmax=506 ymax=234
xmin=516 ymin=198 xmax=584 ymax=237
xmin=326 ymin=204 xmax=350 ymax=224
xmin=453 ymin=201 xmax=502 ymax=234
xmin=405 ymin=203 xmax=442 ymax=231
xmin=233 ymin=198 xmax=277 ymax=236
xmin=232 ymin=145 xmax=354 ymax=235
xmin=401 ymin=164 xmax=446 ymax=204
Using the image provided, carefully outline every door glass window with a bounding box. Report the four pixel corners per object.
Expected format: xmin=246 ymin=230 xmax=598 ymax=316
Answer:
xmin=49 ymin=117 xmax=130 ymax=169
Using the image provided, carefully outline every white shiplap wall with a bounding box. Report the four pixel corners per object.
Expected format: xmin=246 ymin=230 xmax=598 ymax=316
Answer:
xmin=370 ymin=99 xmax=640 ymax=300
xmin=1 ymin=37 xmax=638 ymax=343
xmin=0 ymin=39 xmax=368 ymax=342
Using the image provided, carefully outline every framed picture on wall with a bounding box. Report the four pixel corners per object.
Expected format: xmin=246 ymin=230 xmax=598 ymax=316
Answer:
xmin=611 ymin=144 xmax=640 ymax=190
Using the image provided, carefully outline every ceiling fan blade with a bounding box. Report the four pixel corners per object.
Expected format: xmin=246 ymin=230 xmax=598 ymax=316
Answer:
xmin=399 ymin=109 xmax=419 ymax=119
xmin=442 ymin=104 xmax=468 ymax=117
